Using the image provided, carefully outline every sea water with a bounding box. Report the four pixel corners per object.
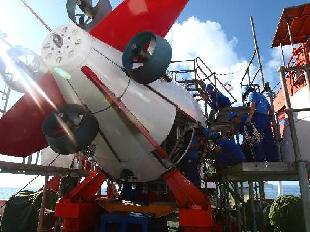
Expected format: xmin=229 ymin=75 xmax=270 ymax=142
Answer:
xmin=0 ymin=185 xmax=300 ymax=200
xmin=264 ymin=184 xmax=300 ymax=199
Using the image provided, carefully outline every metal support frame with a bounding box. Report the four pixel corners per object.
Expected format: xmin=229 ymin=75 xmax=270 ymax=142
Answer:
xmin=81 ymin=65 xmax=218 ymax=231
xmin=279 ymin=66 xmax=310 ymax=232
xmin=163 ymin=169 xmax=214 ymax=230
xmin=55 ymin=170 xmax=106 ymax=232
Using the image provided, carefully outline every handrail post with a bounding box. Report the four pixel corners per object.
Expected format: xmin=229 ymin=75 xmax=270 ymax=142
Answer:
xmin=279 ymin=66 xmax=310 ymax=231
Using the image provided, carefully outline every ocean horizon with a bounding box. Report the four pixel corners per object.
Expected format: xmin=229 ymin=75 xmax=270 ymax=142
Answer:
xmin=0 ymin=184 xmax=300 ymax=201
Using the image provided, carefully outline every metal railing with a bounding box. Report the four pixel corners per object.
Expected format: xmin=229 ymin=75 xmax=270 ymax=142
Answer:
xmin=169 ymin=57 xmax=238 ymax=105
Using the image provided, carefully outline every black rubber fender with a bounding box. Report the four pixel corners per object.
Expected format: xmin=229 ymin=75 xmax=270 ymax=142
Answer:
xmin=122 ymin=31 xmax=172 ymax=84
xmin=42 ymin=104 xmax=99 ymax=155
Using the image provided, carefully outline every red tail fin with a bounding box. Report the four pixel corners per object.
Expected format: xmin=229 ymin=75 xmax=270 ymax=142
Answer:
xmin=0 ymin=74 xmax=65 ymax=157
xmin=90 ymin=0 xmax=188 ymax=51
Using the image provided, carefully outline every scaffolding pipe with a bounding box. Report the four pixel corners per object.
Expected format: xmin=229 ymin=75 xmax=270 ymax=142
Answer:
xmin=248 ymin=181 xmax=257 ymax=232
xmin=267 ymin=90 xmax=282 ymax=160
xmin=250 ymin=16 xmax=265 ymax=87
xmin=258 ymin=181 xmax=265 ymax=231
xmin=234 ymin=182 xmax=242 ymax=232
xmin=279 ymin=66 xmax=310 ymax=232
xmin=240 ymin=182 xmax=247 ymax=231
xmin=241 ymin=50 xmax=256 ymax=84
xmin=225 ymin=182 xmax=231 ymax=232
xmin=37 ymin=175 xmax=49 ymax=232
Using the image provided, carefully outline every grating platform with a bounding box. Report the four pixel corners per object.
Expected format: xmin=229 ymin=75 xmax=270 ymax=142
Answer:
xmin=214 ymin=162 xmax=310 ymax=181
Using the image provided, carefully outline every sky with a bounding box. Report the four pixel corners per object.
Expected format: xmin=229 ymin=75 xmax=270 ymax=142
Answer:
xmin=0 ymin=0 xmax=306 ymax=188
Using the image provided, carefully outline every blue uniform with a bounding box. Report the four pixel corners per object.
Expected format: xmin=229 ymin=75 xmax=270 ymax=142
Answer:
xmin=120 ymin=183 xmax=143 ymax=201
xmin=209 ymin=91 xmax=231 ymax=110
xmin=215 ymin=138 xmax=246 ymax=168
xmin=246 ymin=91 xmax=279 ymax=161
xmin=237 ymin=113 xmax=248 ymax=135
xmin=248 ymin=91 xmax=271 ymax=115
xmin=179 ymin=135 xmax=201 ymax=187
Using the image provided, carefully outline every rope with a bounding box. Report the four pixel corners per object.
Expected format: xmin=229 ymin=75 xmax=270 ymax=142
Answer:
xmin=19 ymin=0 xmax=52 ymax=32
xmin=272 ymin=81 xmax=281 ymax=91
xmin=0 ymin=153 xmax=61 ymax=209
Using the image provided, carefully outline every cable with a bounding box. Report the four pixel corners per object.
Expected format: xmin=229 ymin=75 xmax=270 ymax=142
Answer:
xmin=92 ymin=48 xmax=124 ymax=70
xmin=91 ymin=48 xmax=132 ymax=115
xmin=92 ymin=76 xmax=131 ymax=114
xmin=0 ymin=153 xmax=61 ymax=209
xmin=19 ymin=0 xmax=52 ymax=32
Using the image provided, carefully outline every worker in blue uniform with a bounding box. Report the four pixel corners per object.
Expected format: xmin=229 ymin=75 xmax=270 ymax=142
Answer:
xmin=179 ymin=127 xmax=209 ymax=188
xmin=228 ymin=111 xmax=254 ymax=161
xmin=202 ymin=84 xmax=232 ymax=110
xmin=228 ymin=111 xmax=248 ymax=135
xmin=229 ymin=86 xmax=279 ymax=161
xmin=209 ymin=131 xmax=246 ymax=168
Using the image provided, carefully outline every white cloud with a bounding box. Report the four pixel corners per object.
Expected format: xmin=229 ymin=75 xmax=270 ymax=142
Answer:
xmin=166 ymin=17 xmax=239 ymax=71
xmin=166 ymin=16 xmax=292 ymax=105
xmin=166 ymin=17 xmax=249 ymax=104
xmin=265 ymin=45 xmax=292 ymax=87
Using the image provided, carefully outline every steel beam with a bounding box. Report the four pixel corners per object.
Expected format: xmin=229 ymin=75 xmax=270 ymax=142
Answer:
xmin=0 ymin=161 xmax=89 ymax=176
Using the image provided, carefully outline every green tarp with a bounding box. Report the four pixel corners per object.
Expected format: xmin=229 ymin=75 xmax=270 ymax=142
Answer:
xmin=1 ymin=190 xmax=58 ymax=232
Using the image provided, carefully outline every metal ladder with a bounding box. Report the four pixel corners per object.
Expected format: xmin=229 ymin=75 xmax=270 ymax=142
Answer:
xmin=0 ymin=79 xmax=11 ymax=118
xmin=169 ymin=57 xmax=237 ymax=114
